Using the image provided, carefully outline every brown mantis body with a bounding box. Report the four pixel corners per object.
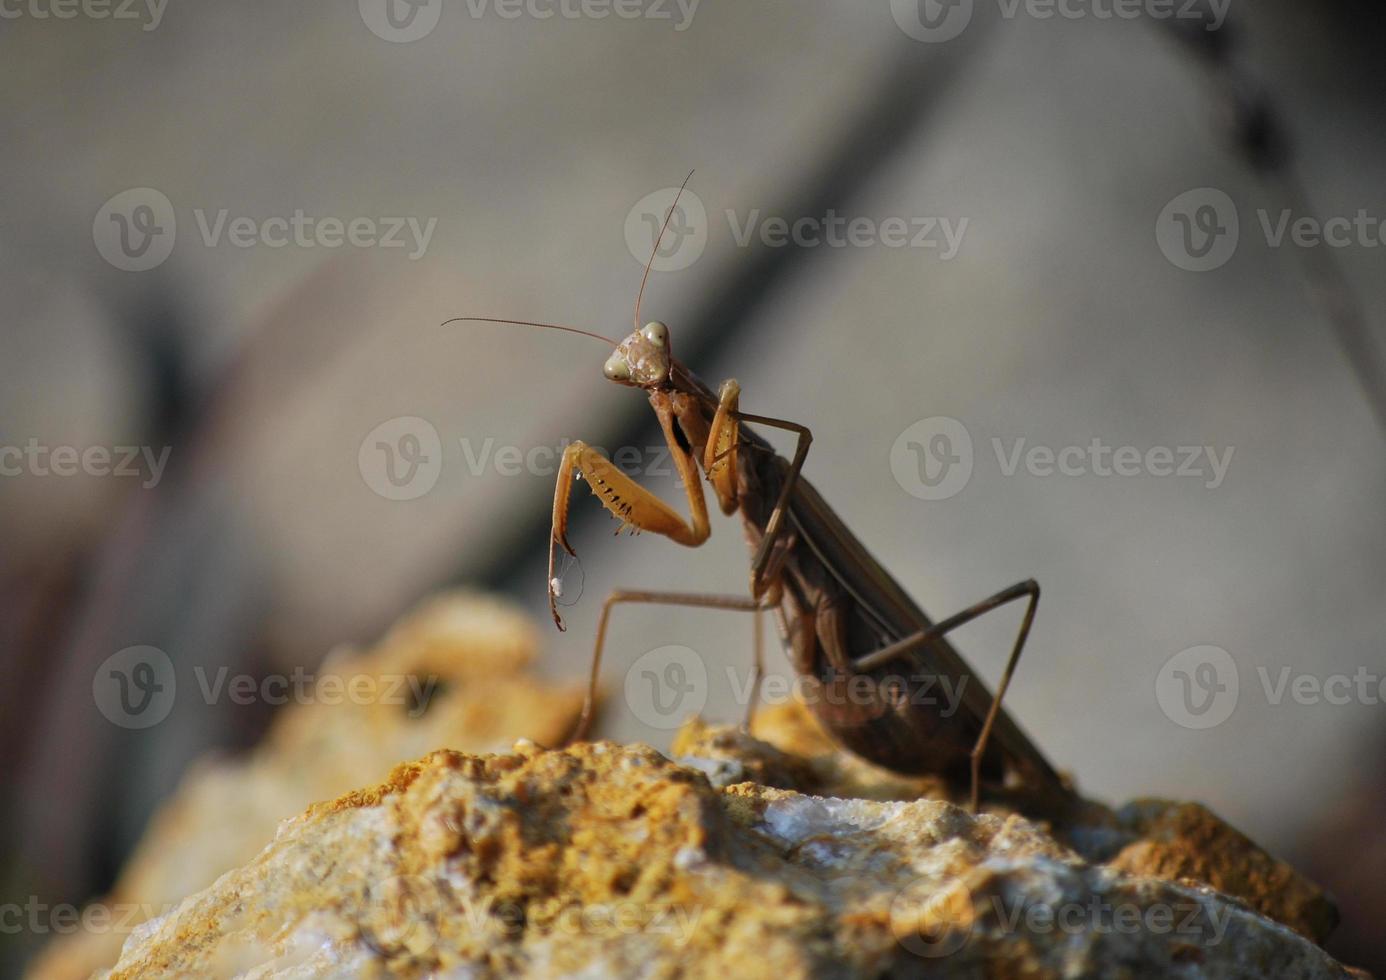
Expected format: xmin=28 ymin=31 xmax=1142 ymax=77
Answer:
xmin=455 ymin=182 xmax=1079 ymax=815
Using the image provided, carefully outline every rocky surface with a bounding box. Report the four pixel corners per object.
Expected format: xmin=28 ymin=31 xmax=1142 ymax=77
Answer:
xmin=26 ymin=594 xmax=585 ymax=980
xmin=92 ymin=718 xmax=1361 ymax=978
xmin=32 ymin=594 xmax=1363 ymax=979
xmin=677 ymin=706 xmax=1343 ymax=946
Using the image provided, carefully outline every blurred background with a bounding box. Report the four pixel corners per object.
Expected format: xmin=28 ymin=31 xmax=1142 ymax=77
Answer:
xmin=2 ymin=0 xmax=1384 ymax=973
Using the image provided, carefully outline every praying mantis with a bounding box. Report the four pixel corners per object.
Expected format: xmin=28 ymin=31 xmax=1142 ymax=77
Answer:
xmin=451 ymin=177 xmax=1079 ymax=815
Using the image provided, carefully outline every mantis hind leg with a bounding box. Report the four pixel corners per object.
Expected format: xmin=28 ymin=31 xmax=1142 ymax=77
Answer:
xmin=850 ymin=580 xmax=1041 ymax=812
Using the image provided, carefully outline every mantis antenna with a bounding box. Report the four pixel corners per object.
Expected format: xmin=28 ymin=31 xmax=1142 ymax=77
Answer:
xmin=633 ymin=169 xmax=695 ymax=332
xmin=440 ymin=316 xmax=619 ymax=347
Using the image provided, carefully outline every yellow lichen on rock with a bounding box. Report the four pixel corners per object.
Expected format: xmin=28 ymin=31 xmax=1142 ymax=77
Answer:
xmin=95 ymin=734 xmax=1359 ymax=979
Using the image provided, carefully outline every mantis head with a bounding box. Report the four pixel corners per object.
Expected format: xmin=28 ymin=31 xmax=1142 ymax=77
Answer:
xmin=603 ymin=321 xmax=671 ymax=387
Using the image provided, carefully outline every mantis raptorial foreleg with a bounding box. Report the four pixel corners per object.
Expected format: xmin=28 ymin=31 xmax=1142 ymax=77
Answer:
xmin=547 ymin=389 xmax=711 ymax=629
xmin=700 ymin=383 xmax=814 ymax=599
xmin=702 ymin=380 xmax=742 ymax=515
xmin=731 ymin=411 xmax=812 ymax=598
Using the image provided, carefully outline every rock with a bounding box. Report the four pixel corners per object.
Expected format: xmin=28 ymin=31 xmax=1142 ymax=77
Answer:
xmin=97 ymin=730 xmax=1363 ymax=978
xmin=35 ymin=595 xmax=1364 ymax=979
xmin=1106 ymin=799 xmax=1341 ymax=946
xmin=26 ymin=593 xmax=586 ymax=980
xmin=678 ymin=704 xmax=1342 ymax=948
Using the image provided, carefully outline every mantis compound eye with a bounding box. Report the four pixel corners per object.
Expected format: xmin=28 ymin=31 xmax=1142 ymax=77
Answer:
xmin=603 ymin=351 xmax=633 ymax=381
xmin=641 ymin=321 xmax=669 ymax=346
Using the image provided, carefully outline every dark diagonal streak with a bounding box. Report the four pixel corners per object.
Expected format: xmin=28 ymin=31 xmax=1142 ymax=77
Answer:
xmin=458 ymin=17 xmax=1003 ymax=597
